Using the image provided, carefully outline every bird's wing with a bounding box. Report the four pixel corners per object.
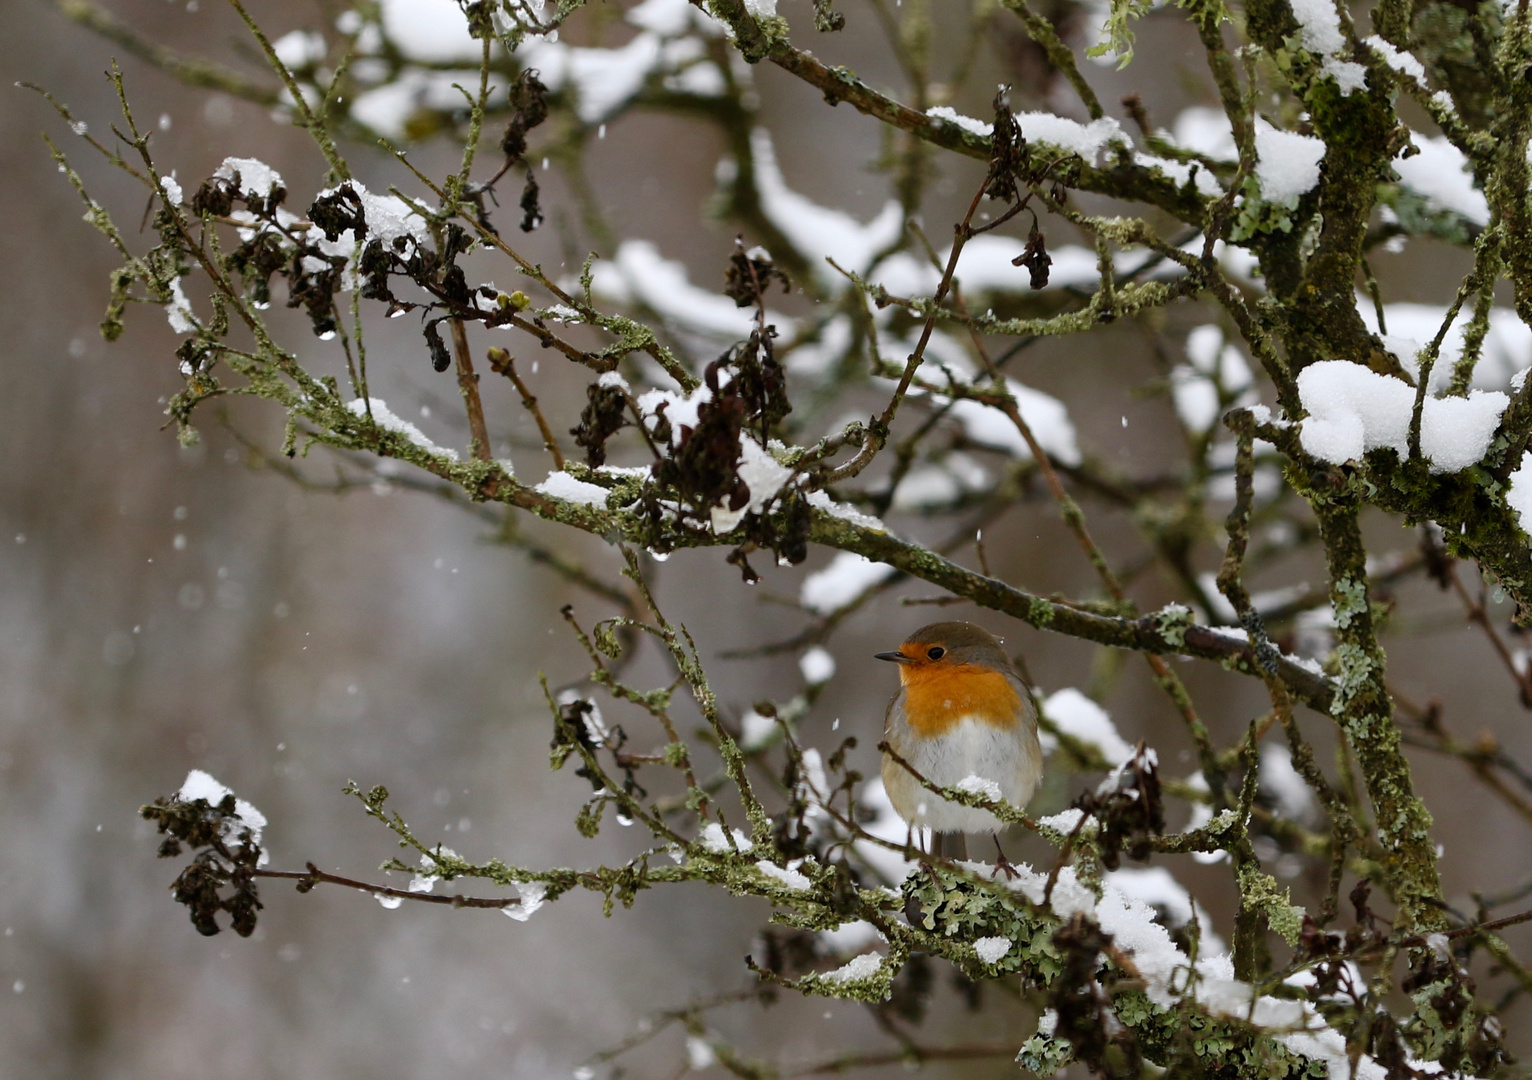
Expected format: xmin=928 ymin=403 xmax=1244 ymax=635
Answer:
xmin=1007 ymin=673 xmax=1040 ymax=732
xmin=882 ymin=692 xmax=900 ymax=759
xmin=883 ymin=688 xmax=905 ymax=742
xmin=1006 ymin=674 xmax=1045 ymax=795
xmin=880 ymin=690 xmax=917 ymax=821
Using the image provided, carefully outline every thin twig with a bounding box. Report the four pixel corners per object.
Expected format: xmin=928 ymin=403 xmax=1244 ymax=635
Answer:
xmin=224 ymin=0 xmax=349 ymax=180
xmin=782 ymin=1044 xmax=1019 ymax=1077
xmin=255 ymin=864 xmax=521 ymax=909
xmin=448 ymin=318 xmax=494 ymax=464
xmin=1447 ymin=561 xmax=1532 ymax=707
xmin=53 ymin=0 xmax=281 ymax=105
xmin=489 ymin=348 xmax=566 ymax=467
xmin=822 ymin=176 xmax=990 ymax=484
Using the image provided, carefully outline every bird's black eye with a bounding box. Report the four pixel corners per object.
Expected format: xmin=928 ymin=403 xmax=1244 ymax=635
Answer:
xmin=927 ymin=646 xmax=945 ymax=660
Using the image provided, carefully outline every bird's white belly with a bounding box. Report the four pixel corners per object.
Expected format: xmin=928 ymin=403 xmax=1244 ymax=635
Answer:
xmin=896 ymin=715 xmax=1034 ymax=833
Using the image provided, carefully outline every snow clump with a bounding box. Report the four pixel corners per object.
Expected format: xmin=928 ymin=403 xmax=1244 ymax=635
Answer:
xmin=805 ymin=490 xmax=886 ymax=531
xmin=800 ymin=552 xmax=897 ymax=614
xmin=973 ymin=936 xmax=1013 ymax=964
xmin=166 ymin=277 xmax=197 ymax=336
xmin=709 ymin=436 xmax=792 ymax=534
xmin=1171 ymin=325 xmax=1257 ymax=432
xmin=1106 ymin=865 xmax=1226 ymax=957
xmin=1422 ymin=392 xmax=1510 ymax=471
xmin=1366 ymin=36 xmax=1456 ymax=116
xmin=378 ymin=0 xmax=478 ymax=63
xmin=748 ymin=128 xmax=903 ymax=287
xmin=1297 ymin=361 xmax=1506 ymax=473
xmin=1391 ymin=135 xmax=1488 ymax=227
xmin=697 ymin=822 xmax=754 ymax=853
xmin=213 ymin=156 xmax=284 ymax=202
xmin=1287 ymin=0 xmax=1367 ymax=92
xmin=177 ymin=769 xmax=269 ymax=866
xmin=1365 ymin=35 xmax=1427 ymax=81
xmin=1254 ymin=121 xmax=1325 ymax=205
xmin=1260 ymin=744 xmax=1318 ymax=824
xmin=799 ymin=646 xmax=836 ymax=685
xmin=818 ymin=952 xmax=883 ymax=985
xmin=409 ymin=848 xmax=453 ymax=893
xmin=818 ymin=920 xmax=885 ymax=954
xmin=586 ymin=240 xmax=786 ymax=341
xmin=755 ymin=859 xmax=813 ymax=890
xmin=504 ymin=880 xmax=547 ymax=922
xmin=636 ymin=384 xmax=712 ymax=445
xmin=945 ymin=381 xmax=1081 ymax=466
xmin=685 ymin=1036 xmax=717 ymax=1071
xmin=891 ymin=454 xmax=991 ymax=510
xmin=1039 ymin=688 xmax=1134 ymax=766
xmin=1506 ymin=452 xmax=1532 ymax=539
xmin=1015 ymin=112 xmax=1129 ymax=165
xmin=345 ymin=399 xmax=461 ymax=461
xmin=313 ymin=179 xmax=432 ymax=251
xmin=925 ymin=106 xmax=992 ymax=137
xmin=272 ymin=29 xmax=327 ymax=69
xmin=534 ymin=471 xmax=611 ymax=507
xmin=1170 ymin=106 xmax=1237 ymax=161
xmin=738 ymin=709 xmax=778 ymax=751
xmin=955 ymin=775 xmax=1004 ymax=801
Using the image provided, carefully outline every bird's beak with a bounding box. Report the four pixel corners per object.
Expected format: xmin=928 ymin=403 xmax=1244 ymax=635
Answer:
xmin=874 ymin=650 xmax=912 ymax=664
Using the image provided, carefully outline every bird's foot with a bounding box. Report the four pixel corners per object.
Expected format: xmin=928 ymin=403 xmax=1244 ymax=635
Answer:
xmin=992 ymin=836 xmax=1021 ymax=880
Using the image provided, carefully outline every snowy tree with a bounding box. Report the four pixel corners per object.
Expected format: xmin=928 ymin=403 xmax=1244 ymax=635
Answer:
xmin=35 ymin=0 xmax=1532 ymax=1074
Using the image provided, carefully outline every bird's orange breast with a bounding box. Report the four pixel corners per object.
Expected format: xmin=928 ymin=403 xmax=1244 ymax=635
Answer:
xmin=898 ymin=664 xmax=1023 ymax=738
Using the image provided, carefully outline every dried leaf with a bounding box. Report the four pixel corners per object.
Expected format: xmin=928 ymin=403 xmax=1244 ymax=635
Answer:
xmin=1014 ymin=224 xmax=1052 ymax=289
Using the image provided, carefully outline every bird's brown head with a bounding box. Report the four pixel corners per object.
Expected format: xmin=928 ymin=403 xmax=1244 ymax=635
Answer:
xmin=874 ymin=621 xmax=1014 ymax=684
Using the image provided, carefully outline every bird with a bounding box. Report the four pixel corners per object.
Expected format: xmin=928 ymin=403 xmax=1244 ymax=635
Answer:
xmin=877 ymin=621 xmax=1042 ymax=862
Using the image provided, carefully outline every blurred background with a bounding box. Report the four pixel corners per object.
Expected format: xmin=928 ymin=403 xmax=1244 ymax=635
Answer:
xmin=3 ymin=1 xmax=1529 ymax=1077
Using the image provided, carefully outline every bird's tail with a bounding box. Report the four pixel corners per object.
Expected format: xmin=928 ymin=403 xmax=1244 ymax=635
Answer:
xmin=933 ymin=832 xmax=968 ymax=861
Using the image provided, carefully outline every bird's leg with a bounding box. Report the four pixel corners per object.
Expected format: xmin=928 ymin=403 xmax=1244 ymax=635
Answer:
xmin=904 ymin=822 xmax=929 ymax=860
xmin=908 ymin=824 xmax=946 ymax=890
xmin=992 ymin=834 xmax=1020 ymax=880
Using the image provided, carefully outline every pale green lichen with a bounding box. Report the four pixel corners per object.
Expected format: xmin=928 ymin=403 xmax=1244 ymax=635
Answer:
xmin=1016 ymin=1026 xmax=1074 ymax=1077
xmin=801 ymin=951 xmax=898 ymax=1003
xmin=1237 ymin=865 xmax=1306 ymax=946
xmin=1332 ymin=577 xmax=1368 ymax=629
xmin=1150 ymin=602 xmax=1196 ymax=649
xmin=1408 ymin=977 xmax=1477 ymax=1060
xmin=1331 ymin=642 xmax=1376 ymax=719
xmin=1231 ymin=176 xmax=1304 ymax=240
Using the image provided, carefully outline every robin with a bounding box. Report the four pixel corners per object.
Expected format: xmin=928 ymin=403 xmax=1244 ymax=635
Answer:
xmin=876 ymin=621 xmax=1041 ymax=860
